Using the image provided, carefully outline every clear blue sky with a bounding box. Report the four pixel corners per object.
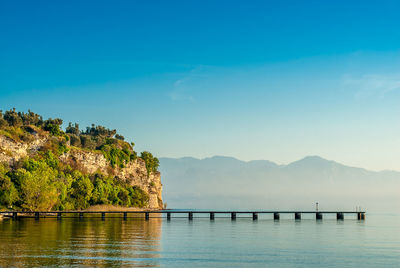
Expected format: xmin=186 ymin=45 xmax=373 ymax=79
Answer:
xmin=1 ymin=0 xmax=400 ymax=171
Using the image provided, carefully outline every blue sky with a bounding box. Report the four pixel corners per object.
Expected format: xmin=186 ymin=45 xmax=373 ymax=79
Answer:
xmin=1 ymin=1 xmax=400 ymax=170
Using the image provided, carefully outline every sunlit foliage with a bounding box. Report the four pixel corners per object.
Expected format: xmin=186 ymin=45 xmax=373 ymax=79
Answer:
xmin=140 ymin=151 xmax=160 ymax=175
xmin=0 ymin=108 xmax=157 ymax=211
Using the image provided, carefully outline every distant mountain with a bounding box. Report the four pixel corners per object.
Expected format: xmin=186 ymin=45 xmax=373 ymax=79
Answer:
xmin=159 ymin=156 xmax=400 ymax=212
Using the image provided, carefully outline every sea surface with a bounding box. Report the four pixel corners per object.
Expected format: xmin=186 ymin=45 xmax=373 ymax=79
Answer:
xmin=0 ymin=212 xmax=399 ymax=267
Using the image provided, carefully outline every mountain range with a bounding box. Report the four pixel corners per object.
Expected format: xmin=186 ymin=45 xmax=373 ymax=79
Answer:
xmin=159 ymin=156 xmax=400 ymax=212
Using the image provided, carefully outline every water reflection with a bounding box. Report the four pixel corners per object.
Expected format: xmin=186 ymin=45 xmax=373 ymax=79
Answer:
xmin=1 ymin=215 xmax=400 ymax=267
xmin=0 ymin=217 xmax=162 ymax=267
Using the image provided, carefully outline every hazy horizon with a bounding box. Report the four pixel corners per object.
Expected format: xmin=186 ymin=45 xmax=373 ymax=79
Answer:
xmin=159 ymin=154 xmax=400 ymax=172
xmin=159 ymin=155 xmax=400 ymax=213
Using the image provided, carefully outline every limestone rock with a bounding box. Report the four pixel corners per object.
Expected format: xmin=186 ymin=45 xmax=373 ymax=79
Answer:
xmin=0 ymin=134 xmax=163 ymax=209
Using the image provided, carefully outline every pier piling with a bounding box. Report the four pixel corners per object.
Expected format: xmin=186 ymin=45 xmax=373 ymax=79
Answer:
xmin=35 ymin=212 xmax=39 ymax=220
xmin=231 ymin=212 xmax=236 ymax=220
xmin=210 ymin=212 xmax=215 ymax=220
xmin=123 ymin=212 xmax=127 ymax=220
xmin=295 ymin=212 xmax=301 ymax=220
xmin=316 ymin=212 xmax=323 ymax=220
xmin=102 ymin=212 xmax=106 ymax=220
xmin=337 ymin=212 xmax=344 ymax=220
xmin=253 ymin=213 xmax=258 ymax=220
xmin=145 ymin=212 xmax=150 ymax=220
xmin=274 ymin=212 xmax=280 ymax=220
xmin=79 ymin=212 xmax=84 ymax=219
xmin=57 ymin=212 xmax=61 ymax=220
xmin=167 ymin=212 xmax=171 ymax=220
xmin=188 ymin=212 xmax=193 ymax=220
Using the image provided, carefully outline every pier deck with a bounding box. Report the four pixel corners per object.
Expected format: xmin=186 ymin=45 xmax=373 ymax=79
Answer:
xmin=0 ymin=210 xmax=366 ymax=220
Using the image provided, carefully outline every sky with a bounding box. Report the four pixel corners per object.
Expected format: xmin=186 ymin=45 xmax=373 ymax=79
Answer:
xmin=1 ymin=0 xmax=400 ymax=171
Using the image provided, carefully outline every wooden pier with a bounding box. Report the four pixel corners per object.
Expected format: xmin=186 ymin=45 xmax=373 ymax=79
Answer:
xmin=0 ymin=210 xmax=366 ymax=221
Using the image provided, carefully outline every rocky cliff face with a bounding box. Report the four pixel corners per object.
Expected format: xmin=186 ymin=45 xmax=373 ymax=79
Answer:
xmin=0 ymin=134 xmax=47 ymax=165
xmin=0 ymin=134 xmax=163 ymax=209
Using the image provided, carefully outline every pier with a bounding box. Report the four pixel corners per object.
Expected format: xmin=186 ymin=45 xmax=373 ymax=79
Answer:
xmin=0 ymin=210 xmax=366 ymax=221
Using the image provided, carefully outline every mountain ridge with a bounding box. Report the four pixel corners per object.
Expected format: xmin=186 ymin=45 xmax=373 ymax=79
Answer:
xmin=159 ymin=155 xmax=400 ymax=211
xmin=160 ymin=155 xmax=396 ymax=173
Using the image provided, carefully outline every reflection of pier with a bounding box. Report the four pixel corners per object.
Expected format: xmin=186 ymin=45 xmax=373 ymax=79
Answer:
xmin=0 ymin=210 xmax=366 ymax=221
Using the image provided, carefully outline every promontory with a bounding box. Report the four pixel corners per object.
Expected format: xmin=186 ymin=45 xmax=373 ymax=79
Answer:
xmin=0 ymin=109 xmax=163 ymax=211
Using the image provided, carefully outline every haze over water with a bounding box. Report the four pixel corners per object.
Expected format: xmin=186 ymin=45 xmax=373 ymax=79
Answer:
xmin=1 ymin=214 xmax=399 ymax=267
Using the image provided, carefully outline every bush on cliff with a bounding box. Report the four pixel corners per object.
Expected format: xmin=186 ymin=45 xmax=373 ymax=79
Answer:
xmin=140 ymin=151 xmax=159 ymax=175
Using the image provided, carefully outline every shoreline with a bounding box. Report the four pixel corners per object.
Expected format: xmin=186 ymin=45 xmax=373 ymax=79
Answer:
xmin=0 ymin=204 xmax=164 ymax=214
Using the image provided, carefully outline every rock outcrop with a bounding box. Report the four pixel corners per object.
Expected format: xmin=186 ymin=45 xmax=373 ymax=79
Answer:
xmin=0 ymin=134 xmax=163 ymax=209
xmin=0 ymin=134 xmax=47 ymax=165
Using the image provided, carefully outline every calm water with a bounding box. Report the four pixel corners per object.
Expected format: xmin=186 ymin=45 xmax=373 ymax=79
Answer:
xmin=0 ymin=213 xmax=399 ymax=267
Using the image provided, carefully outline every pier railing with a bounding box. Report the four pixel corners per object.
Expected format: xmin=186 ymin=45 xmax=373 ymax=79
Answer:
xmin=0 ymin=210 xmax=366 ymax=220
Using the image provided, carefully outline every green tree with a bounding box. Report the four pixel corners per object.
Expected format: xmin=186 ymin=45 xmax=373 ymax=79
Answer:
xmin=91 ymin=176 xmax=113 ymax=205
xmin=0 ymin=110 xmax=9 ymax=128
xmin=80 ymin=135 xmax=96 ymax=150
xmin=43 ymin=118 xmax=63 ymax=136
xmin=115 ymin=134 xmax=125 ymax=140
xmin=100 ymin=144 xmax=132 ymax=168
xmin=140 ymin=151 xmax=159 ymax=174
xmin=20 ymin=110 xmax=43 ymax=126
xmin=65 ymin=122 xmax=80 ymax=135
xmin=0 ymin=165 xmax=19 ymax=207
xmin=117 ymin=187 xmax=130 ymax=206
xmin=85 ymin=124 xmax=116 ymax=137
xmin=53 ymin=173 xmax=73 ymax=210
xmin=15 ymin=160 xmax=59 ymax=211
xmin=70 ymin=172 xmax=94 ymax=209
xmin=128 ymin=186 xmax=149 ymax=207
xmin=68 ymin=134 xmax=81 ymax=147
xmin=3 ymin=108 xmax=22 ymax=127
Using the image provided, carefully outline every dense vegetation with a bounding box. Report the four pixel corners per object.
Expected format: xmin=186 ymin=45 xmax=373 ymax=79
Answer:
xmin=0 ymin=108 xmax=159 ymax=211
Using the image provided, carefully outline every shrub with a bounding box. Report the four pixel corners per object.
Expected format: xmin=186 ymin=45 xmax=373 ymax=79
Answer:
xmin=128 ymin=186 xmax=149 ymax=208
xmin=70 ymin=173 xmax=94 ymax=209
xmin=140 ymin=151 xmax=159 ymax=174
xmin=14 ymin=161 xmax=59 ymax=211
xmin=66 ymin=122 xmax=80 ymax=136
xmin=20 ymin=110 xmax=43 ymax=126
xmin=85 ymin=124 xmax=116 ymax=138
xmin=80 ymin=135 xmax=96 ymax=150
xmin=100 ymin=144 xmax=135 ymax=168
xmin=0 ymin=164 xmax=19 ymax=207
xmin=3 ymin=108 xmax=22 ymax=127
xmin=69 ymin=134 xmax=81 ymax=147
xmin=43 ymin=123 xmax=61 ymax=136
xmin=0 ymin=118 xmax=8 ymax=128
xmin=19 ymin=132 xmax=35 ymax=143
xmin=115 ymin=134 xmax=125 ymax=140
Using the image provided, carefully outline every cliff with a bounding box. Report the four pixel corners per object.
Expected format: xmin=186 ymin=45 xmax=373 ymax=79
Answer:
xmin=60 ymin=148 xmax=163 ymax=209
xmin=0 ymin=109 xmax=163 ymax=210
xmin=0 ymin=133 xmax=163 ymax=209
